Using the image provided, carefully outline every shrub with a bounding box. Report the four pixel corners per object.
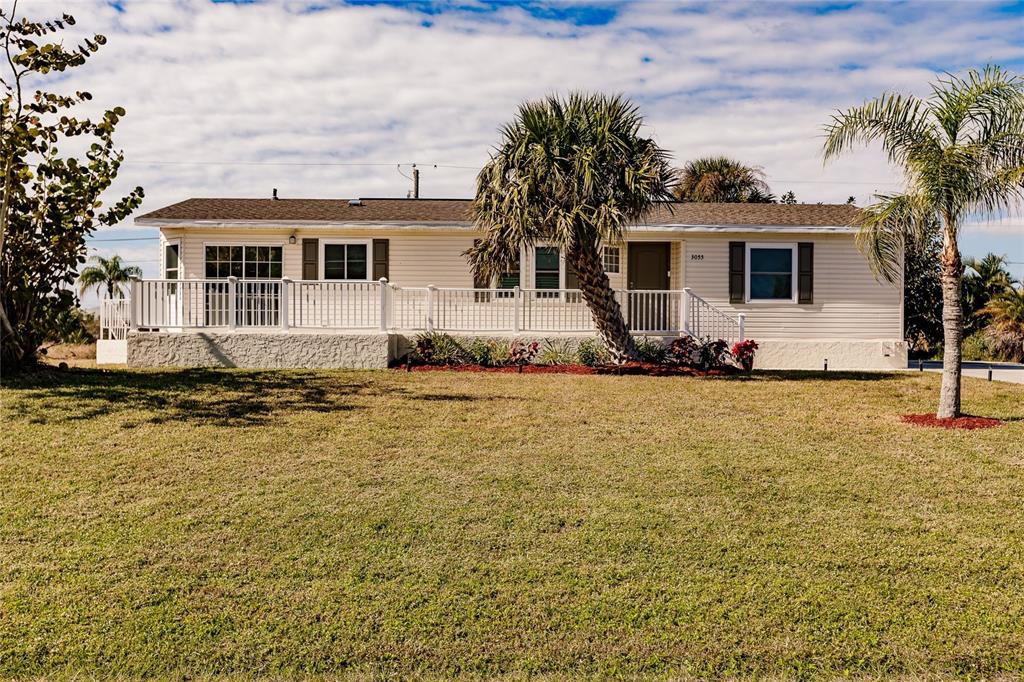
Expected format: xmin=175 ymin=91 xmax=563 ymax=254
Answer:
xmin=575 ymin=338 xmax=610 ymax=367
xmin=412 ymin=332 xmax=466 ymax=365
xmin=668 ymin=336 xmax=700 ymax=366
xmin=536 ymin=339 xmax=576 ymax=366
xmin=634 ymin=336 xmax=668 ymax=363
xmin=698 ymin=338 xmax=731 ymax=370
xmin=507 ymin=340 xmax=539 ymax=366
xmin=464 ymin=338 xmax=497 ymax=367
xmin=730 ymin=339 xmax=759 ymax=371
xmin=961 ymin=332 xmax=991 ymax=361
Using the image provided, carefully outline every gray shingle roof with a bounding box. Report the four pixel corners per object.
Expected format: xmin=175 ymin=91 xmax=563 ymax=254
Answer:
xmin=136 ymin=197 xmax=860 ymax=227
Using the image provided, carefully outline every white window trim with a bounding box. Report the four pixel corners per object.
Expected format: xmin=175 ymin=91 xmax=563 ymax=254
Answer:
xmin=602 ymin=245 xmax=621 ymax=274
xmin=162 ymin=238 xmax=181 ymax=280
xmin=202 ymin=241 xmax=286 ymax=280
xmin=745 ymin=242 xmax=798 ymax=304
xmin=319 ymin=239 xmax=373 ymax=282
xmin=532 ymin=243 xmax=567 ymax=290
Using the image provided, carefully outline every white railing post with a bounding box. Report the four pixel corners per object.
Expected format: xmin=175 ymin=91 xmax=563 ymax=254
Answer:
xmin=129 ymin=277 xmax=140 ymax=330
xmin=426 ymin=284 xmax=435 ymax=332
xmin=682 ymin=287 xmax=692 ymax=335
xmin=738 ymin=312 xmax=746 ymax=342
xmin=378 ymin=277 xmax=389 ymax=332
xmin=280 ymin=278 xmax=291 ymax=331
xmin=228 ymin=276 xmax=238 ymax=330
xmin=513 ymin=286 xmax=521 ymax=334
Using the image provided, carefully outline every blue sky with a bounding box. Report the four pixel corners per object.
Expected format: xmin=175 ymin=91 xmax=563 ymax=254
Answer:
xmin=20 ymin=0 xmax=1024 ymax=283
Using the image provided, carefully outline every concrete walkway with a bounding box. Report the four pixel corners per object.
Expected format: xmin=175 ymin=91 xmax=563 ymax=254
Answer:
xmin=911 ymin=360 xmax=1024 ymax=384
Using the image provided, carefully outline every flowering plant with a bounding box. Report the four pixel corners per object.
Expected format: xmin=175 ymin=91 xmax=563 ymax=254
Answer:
xmin=508 ymin=340 xmax=539 ymax=366
xmin=699 ymin=338 xmax=731 ymax=370
xmin=668 ymin=335 xmax=701 ymax=365
xmin=730 ymin=339 xmax=759 ymax=371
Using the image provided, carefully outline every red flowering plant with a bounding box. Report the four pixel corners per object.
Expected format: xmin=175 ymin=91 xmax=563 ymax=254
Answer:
xmin=668 ymin=335 xmax=701 ymax=366
xmin=730 ymin=339 xmax=759 ymax=372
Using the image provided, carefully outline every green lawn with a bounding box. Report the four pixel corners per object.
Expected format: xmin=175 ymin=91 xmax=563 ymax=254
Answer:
xmin=2 ymin=368 xmax=1023 ymax=679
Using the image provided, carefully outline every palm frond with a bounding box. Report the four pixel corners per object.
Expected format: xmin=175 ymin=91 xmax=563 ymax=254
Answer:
xmin=855 ymin=192 xmax=938 ymax=285
xmin=468 ymin=92 xmax=674 ymax=280
xmin=823 ymin=93 xmax=939 ymax=166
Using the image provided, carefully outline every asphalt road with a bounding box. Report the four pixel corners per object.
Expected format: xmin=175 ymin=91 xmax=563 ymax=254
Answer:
xmin=911 ymin=360 xmax=1024 ymax=385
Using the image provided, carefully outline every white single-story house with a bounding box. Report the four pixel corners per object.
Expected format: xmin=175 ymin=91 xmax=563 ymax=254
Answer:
xmin=97 ymin=197 xmax=906 ymax=370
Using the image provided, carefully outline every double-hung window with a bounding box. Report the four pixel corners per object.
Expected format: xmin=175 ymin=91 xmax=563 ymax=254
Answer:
xmin=534 ymin=246 xmax=561 ymax=298
xmin=747 ymin=244 xmax=796 ymax=302
xmin=321 ymin=242 xmax=369 ymax=281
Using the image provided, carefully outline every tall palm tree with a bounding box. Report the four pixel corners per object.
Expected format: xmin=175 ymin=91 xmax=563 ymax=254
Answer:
xmin=78 ymin=255 xmax=142 ymax=299
xmin=674 ymin=156 xmax=774 ymax=203
xmin=467 ymin=93 xmax=675 ymax=362
xmin=823 ymin=65 xmax=1024 ymax=418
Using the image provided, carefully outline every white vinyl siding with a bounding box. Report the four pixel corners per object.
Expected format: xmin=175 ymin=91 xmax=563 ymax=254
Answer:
xmin=158 ymin=226 xmax=900 ymax=341
xmin=682 ymin=233 xmax=901 ymax=340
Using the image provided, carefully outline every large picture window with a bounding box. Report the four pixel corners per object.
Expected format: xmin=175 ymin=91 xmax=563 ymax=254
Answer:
xmin=747 ymin=244 xmax=795 ymax=301
xmin=321 ymin=242 xmax=368 ymax=280
xmin=205 ymin=245 xmax=282 ymax=279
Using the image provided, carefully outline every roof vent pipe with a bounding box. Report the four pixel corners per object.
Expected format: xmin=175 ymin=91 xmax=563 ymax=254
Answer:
xmin=348 ymin=199 xmax=362 ymax=206
xmin=272 ymin=188 xmax=279 ymax=200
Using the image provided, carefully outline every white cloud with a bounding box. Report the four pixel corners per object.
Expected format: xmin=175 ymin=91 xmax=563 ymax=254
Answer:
xmin=11 ymin=0 xmax=1024 ymax=266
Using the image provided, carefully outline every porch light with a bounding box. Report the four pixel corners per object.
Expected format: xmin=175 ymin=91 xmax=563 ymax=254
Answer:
xmin=288 ymin=234 xmax=297 ymax=245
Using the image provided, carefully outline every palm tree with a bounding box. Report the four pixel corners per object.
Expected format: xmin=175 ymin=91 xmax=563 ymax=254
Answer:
xmin=78 ymin=255 xmax=142 ymax=299
xmin=980 ymin=287 xmax=1024 ymax=362
xmin=823 ymin=65 xmax=1024 ymax=418
xmin=467 ymin=93 xmax=675 ymax=362
xmin=674 ymin=156 xmax=774 ymax=203
xmin=964 ymin=253 xmax=1015 ymax=332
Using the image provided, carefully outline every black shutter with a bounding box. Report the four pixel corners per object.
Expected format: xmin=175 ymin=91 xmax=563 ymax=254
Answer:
xmin=302 ymin=238 xmax=318 ymax=280
xmin=798 ymin=242 xmax=813 ymax=304
xmin=728 ymin=241 xmax=745 ymax=304
xmin=372 ymin=239 xmax=389 ymax=280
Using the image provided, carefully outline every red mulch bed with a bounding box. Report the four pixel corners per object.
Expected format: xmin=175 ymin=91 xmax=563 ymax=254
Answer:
xmin=397 ymin=362 xmax=740 ymax=377
xmin=900 ymin=413 xmax=1003 ymax=430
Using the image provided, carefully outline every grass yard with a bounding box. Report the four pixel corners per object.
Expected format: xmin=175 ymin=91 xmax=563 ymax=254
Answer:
xmin=2 ymin=368 xmax=1023 ymax=679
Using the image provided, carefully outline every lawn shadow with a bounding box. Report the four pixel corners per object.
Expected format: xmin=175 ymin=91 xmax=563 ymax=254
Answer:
xmin=3 ymin=367 xmax=379 ymax=427
xmin=3 ymin=367 xmax=522 ymax=427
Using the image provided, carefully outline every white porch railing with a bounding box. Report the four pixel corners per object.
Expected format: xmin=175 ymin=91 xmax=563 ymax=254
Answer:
xmin=100 ymin=298 xmax=131 ymax=340
xmin=118 ymin=278 xmax=745 ymax=341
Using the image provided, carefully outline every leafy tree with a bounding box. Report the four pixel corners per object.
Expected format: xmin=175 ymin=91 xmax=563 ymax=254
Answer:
xmin=467 ymin=93 xmax=675 ymax=362
xmin=846 ymin=196 xmax=857 ymax=205
xmin=780 ymin=190 xmax=798 ymax=205
xmin=980 ymin=286 xmax=1024 ymax=362
xmin=903 ymin=227 xmax=944 ymax=354
xmin=824 ymin=65 xmax=1024 ymax=418
xmin=674 ymin=156 xmax=773 ymax=203
xmin=963 ymin=253 xmax=1015 ymax=333
xmin=78 ymin=254 xmax=142 ymax=300
xmin=1 ymin=6 xmax=143 ymax=369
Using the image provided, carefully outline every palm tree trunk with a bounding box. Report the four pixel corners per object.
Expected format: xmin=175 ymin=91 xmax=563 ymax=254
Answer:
xmin=568 ymin=240 xmax=636 ymax=363
xmin=937 ymin=224 xmax=963 ymax=419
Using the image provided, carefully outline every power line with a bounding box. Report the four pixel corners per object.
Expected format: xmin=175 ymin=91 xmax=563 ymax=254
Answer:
xmin=88 ymin=236 xmax=160 ymax=242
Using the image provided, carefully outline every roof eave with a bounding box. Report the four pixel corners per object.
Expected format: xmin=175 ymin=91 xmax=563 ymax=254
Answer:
xmin=136 ymin=218 xmax=857 ymax=233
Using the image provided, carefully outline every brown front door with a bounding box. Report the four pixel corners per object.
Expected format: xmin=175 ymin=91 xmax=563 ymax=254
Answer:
xmin=627 ymin=242 xmax=671 ymax=331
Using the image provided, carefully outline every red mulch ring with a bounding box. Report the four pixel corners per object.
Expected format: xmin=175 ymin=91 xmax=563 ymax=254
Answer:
xmin=900 ymin=413 xmax=1003 ymax=430
xmin=397 ymin=362 xmax=739 ymax=377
